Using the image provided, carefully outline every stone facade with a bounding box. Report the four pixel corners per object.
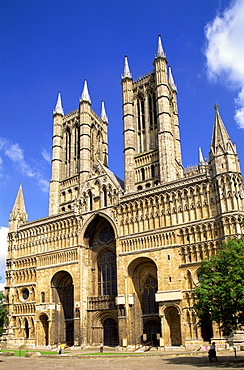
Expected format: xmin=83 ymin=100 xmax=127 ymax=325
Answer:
xmin=4 ymin=36 xmax=244 ymax=349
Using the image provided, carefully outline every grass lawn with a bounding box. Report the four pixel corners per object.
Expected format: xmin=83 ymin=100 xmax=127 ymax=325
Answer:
xmin=1 ymin=349 xmax=63 ymax=356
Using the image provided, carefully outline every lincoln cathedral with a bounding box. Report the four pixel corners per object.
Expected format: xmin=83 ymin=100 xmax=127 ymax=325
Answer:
xmin=3 ymin=36 xmax=244 ymax=349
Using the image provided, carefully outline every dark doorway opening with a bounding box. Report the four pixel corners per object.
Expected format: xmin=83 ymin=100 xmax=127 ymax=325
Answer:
xmin=143 ymin=319 xmax=161 ymax=346
xmin=201 ymin=321 xmax=213 ymax=342
xmin=66 ymin=322 xmax=74 ymax=346
xmin=40 ymin=314 xmax=49 ymax=345
xmin=103 ymin=318 xmax=118 ymax=346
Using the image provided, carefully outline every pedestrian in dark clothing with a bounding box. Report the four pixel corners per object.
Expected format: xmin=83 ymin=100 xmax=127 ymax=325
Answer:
xmin=208 ymin=342 xmax=218 ymax=361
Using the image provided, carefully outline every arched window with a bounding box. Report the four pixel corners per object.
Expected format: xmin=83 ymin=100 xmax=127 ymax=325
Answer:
xmin=41 ymin=291 xmax=45 ymax=303
xmin=89 ymin=191 xmax=93 ymax=211
xmin=137 ymin=96 xmax=146 ymax=153
xmin=141 ymin=168 xmax=145 ymax=181
xmin=103 ymin=187 xmax=107 ymax=207
xmin=74 ymin=125 xmax=80 ymax=159
xmin=151 ymin=164 xmax=155 ymax=178
xmin=25 ymin=318 xmax=29 ymax=338
xmin=137 ymin=97 xmax=145 ymax=131
xmin=98 ymin=251 xmax=117 ymax=296
xmin=65 ymin=129 xmax=71 ymax=161
xmin=143 ymin=275 xmax=158 ymax=315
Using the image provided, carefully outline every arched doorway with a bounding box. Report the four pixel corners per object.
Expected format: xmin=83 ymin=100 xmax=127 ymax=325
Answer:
xmin=142 ymin=275 xmax=160 ymax=345
xmin=165 ymin=306 xmax=182 ymax=346
xmin=103 ymin=318 xmax=118 ymax=346
xmin=66 ymin=322 xmax=74 ymax=345
xmin=51 ymin=271 xmax=74 ymax=346
xmin=144 ymin=318 xmax=161 ymax=346
xmin=128 ymin=258 xmax=160 ymax=346
xmin=40 ymin=314 xmax=49 ymax=346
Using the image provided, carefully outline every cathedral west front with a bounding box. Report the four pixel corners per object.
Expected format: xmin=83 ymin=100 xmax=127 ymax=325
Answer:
xmin=4 ymin=36 xmax=244 ymax=349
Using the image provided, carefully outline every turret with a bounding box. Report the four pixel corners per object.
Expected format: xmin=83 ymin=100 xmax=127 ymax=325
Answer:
xmin=49 ymin=92 xmax=64 ymax=216
xmin=9 ymin=183 xmax=28 ymax=232
xmin=198 ymin=146 xmax=207 ymax=173
xmin=153 ymin=35 xmax=183 ymax=182
xmin=209 ymin=105 xmax=240 ymax=177
xmin=168 ymin=66 xmax=182 ymax=173
xmin=79 ymin=80 xmax=92 ymax=184
xmin=198 ymin=147 xmax=205 ymax=165
xmin=121 ymin=36 xmax=183 ymax=193
xmin=101 ymin=101 xmax=109 ymax=167
xmin=121 ymin=56 xmax=136 ymax=193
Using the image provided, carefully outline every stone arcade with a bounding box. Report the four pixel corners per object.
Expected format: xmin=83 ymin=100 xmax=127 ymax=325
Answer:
xmin=4 ymin=36 xmax=244 ymax=349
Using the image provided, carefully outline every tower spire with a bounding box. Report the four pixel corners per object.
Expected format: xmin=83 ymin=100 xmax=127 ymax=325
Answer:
xmin=156 ymin=35 xmax=165 ymax=58
xmin=198 ymin=146 xmax=205 ymax=165
xmin=209 ymin=105 xmax=240 ymax=176
xmin=53 ymin=92 xmax=64 ymax=116
xmin=101 ymin=101 xmax=108 ymax=122
xmin=9 ymin=183 xmax=28 ymax=232
xmin=80 ymin=79 xmax=91 ymax=104
xmin=168 ymin=66 xmax=177 ymax=92
xmin=122 ymin=56 xmax=132 ymax=79
xmin=211 ymin=104 xmax=233 ymax=152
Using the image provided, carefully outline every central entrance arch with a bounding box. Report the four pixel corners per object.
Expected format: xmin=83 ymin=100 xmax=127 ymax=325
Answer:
xmin=51 ymin=271 xmax=74 ymax=346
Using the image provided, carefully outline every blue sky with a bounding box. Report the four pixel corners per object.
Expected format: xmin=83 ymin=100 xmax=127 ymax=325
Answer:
xmin=0 ymin=0 xmax=244 ymax=286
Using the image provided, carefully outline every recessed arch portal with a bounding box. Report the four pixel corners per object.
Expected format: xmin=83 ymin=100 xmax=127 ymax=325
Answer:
xmin=164 ymin=306 xmax=182 ymax=346
xmin=39 ymin=313 xmax=49 ymax=346
xmin=51 ymin=270 xmax=74 ymax=346
xmin=103 ymin=318 xmax=119 ymax=346
xmin=128 ymin=257 xmax=160 ymax=345
xmin=83 ymin=214 xmax=117 ymax=298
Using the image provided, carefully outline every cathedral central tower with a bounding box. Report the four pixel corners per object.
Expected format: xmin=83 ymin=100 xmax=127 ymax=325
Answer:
xmin=122 ymin=35 xmax=183 ymax=193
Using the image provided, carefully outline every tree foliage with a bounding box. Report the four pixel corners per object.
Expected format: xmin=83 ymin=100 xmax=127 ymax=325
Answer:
xmin=193 ymin=238 xmax=244 ymax=336
xmin=0 ymin=290 xmax=8 ymax=336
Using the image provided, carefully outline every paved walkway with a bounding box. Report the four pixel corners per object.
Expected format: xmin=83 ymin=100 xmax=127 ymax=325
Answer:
xmin=0 ymin=348 xmax=244 ymax=370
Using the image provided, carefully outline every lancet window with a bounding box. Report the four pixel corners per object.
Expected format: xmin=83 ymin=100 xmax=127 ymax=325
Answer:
xmin=137 ymin=95 xmax=146 ymax=153
xmin=98 ymin=251 xmax=117 ymax=296
xmin=148 ymin=92 xmax=157 ymax=128
xmin=143 ymin=275 xmax=158 ymax=315
xmin=148 ymin=91 xmax=158 ymax=149
xmin=74 ymin=124 xmax=80 ymax=159
xmin=103 ymin=187 xmax=107 ymax=207
xmin=65 ymin=129 xmax=71 ymax=162
xmin=89 ymin=191 xmax=93 ymax=211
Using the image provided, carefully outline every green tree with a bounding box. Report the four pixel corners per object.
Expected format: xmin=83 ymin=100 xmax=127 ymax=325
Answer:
xmin=0 ymin=277 xmax=8 ymax=336
xmin=193 ymin=238 xmax=244 ymax=336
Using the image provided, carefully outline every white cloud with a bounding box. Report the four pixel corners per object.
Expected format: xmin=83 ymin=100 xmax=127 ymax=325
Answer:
xmin=0 ymin=137 xmax=49 ymax=192
xmin=0 ymin=156 xmax=3 ymax=176
xmin=204 ymin=0 xmax=244 ymax=128
xmin=41 ymin=148 xmax=51 ymax=163
xmin=0 ymin=226 xmax=8 ymax=290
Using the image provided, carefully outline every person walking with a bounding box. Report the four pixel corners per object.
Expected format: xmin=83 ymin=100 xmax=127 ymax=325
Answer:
xmin=99 ymin=342 xmax=104 ymax=353
xmin=208 ymin=342 xmax=218 ymax=362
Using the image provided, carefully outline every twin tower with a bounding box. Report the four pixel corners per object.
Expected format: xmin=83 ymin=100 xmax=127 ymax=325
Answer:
xmin=49 ymin=36 xmax=183 ymax=216
xmin=48 ymin=35 xmax=240 ymax=216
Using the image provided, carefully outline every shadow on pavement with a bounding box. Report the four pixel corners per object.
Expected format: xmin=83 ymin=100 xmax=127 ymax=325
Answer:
xmin=164 ymin=355 xmax=244 ymax=368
